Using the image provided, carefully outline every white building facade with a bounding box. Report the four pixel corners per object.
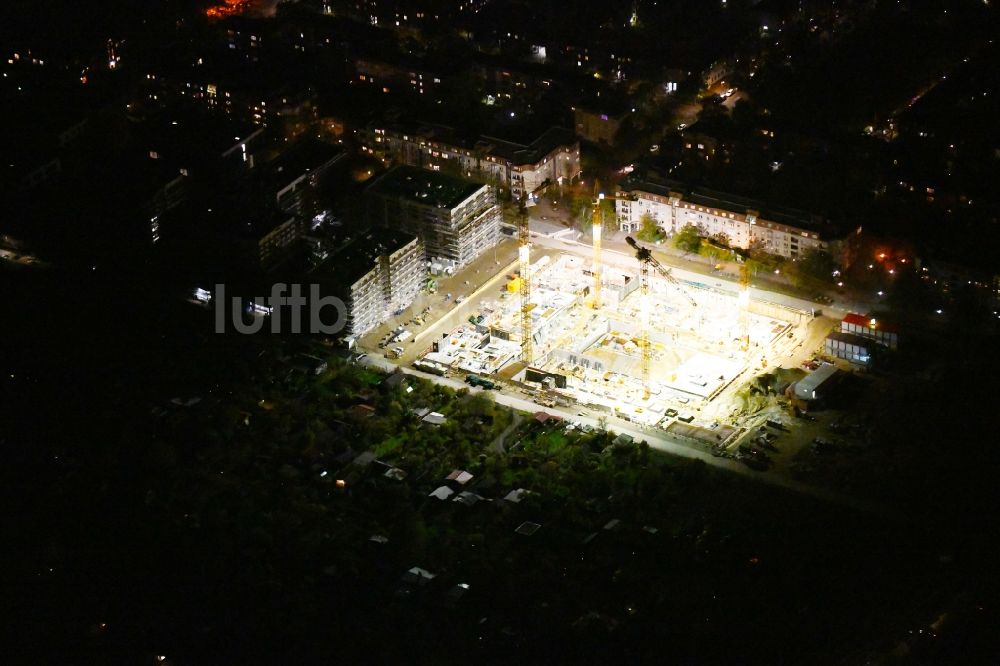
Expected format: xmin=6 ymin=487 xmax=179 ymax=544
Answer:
xmin=616 ymin=185 xmax=834 ymax=260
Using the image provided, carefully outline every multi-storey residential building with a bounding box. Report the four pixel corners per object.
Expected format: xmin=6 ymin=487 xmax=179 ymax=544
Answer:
xmin=573 ymin=103 xmax=632 ymax=146
xmin=224 ymin=18 xmax=265 ymax=63
xmin=342 ymin=0 xmax=492 ymax=29
xmin=702 ymin=58 xmax=735 ymax=88
xmin=258 ymin=139 xmax=345 ymax=215
xmin=470 ymin=57 xmax=555 ymax=104
xmin=357 ymin=123 xmax=579 ymax=199
xmin=616 ymin=181 xmax=843 ymax=260
xmin=353 ymin=57 xmax=445 ymax=97
xmin=320 ymin=228 xmax=425 ymax=339
xmin=255 ymin=213 xmax=305 ymax=267
xmin=144 ymin=66 xmax=317 ymax=129
xmin=365 ymin=166 xmax=501 ymax=268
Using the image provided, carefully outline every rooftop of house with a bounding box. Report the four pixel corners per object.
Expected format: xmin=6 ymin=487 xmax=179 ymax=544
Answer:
xmin=141 ymin=110 xmax=261 ymax=167
xmin=315 ymin=226 xmax=420 ymax=289
xmin=482 ymin=126 xmax=577 ymax=165
xmin=366 ymin=165 xmax=482 ymax=209
xmin=369 ymin=120 xmax=576 ymax=166
xmin=842 ymin=312 xmax=900 ymax=334
xmin=573 ymin=87 xmax=635 ymax=117
xmin=260 ymin=138 xmax=345 ymax=188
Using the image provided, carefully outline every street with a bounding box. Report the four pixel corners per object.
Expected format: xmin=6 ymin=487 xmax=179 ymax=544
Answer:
xmin=358 ymin=353 xmax=899 ymax=520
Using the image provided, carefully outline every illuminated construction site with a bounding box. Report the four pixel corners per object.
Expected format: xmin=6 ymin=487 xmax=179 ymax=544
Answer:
xmin=417 ymin=195 xmax=813 ymax=427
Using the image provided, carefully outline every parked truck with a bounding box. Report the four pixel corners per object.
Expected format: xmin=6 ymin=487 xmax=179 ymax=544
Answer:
xmin=465 ymin=374 xmax=496 ymax=390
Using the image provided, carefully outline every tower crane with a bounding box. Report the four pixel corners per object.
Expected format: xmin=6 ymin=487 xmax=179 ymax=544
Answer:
xmin=589 ymin=182 xmax=604 ymax=310
xmin=517 ymin=197 xmax=533 ymax=364
xmin=726 ymin=246 xmax=752 ymax=357
xmin=737 ymin=260 xmax=751 ymax=355
xmin=626 ymin=237 xmax=699 ymax=307
xmin=626 ymin=236 xmax=699 ymax=399
xmin=588 ymin=183 xmax=626 ymax=310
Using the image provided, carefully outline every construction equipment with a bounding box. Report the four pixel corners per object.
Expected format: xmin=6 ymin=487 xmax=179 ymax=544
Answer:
xmin=737 ymin=260 xmax=751 ymax=354
xmin=625 ymin=236 xmax=699 ymax=398
xmin=517 ymin=197 xmax=533 ymax=364
xmin=587 ymin=184 xmax=627 ymax=310
xmin=626 ymin=237 xmax=698 ymax=307
xmin=589 ymin=182 xmax=604 ymax=309
xmin=723 ymin=245 xmax=752 ymax=356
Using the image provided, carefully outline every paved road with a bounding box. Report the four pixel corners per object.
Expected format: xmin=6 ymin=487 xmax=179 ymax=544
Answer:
xmin=522 ymin=199 xmax=874 ymax=315
xmin=359 ymin=354 xmax=901 ymax=521
xmin=353 ymin=210 xmax=893 ymax=518
xmin=527 ymin=228 xmax=867 ymax=318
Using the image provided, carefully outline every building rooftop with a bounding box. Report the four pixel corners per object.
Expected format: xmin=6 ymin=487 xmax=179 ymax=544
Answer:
xmin=480 ymin=127 xmax=577 ymax=165
xmin=163 ymin=196 xmax=297 ymax=245
xmin=573 ymin=87 xmax=635 ymax=117
xmin=429 ymin=485 xmax=454 ymax=500
xmin=141 ymin=111 xmax=261 ymax=169
xmin=446 ymin=469 xmax=474 ymax=485
xmin=515 ymin=521 xmax=542 ymax=536
xmin=842 ymin=312 xmax=900 ymax=335
xmin=793 ymin=363 xmax=839 ymax=401
xmin=316 ymin=227 xmax=419 ymax=289
xmin=366 ymin=165 xmax=483 ymax=209
xmin=262 ymin=138 xmax=345 ymax=186
xmin=422 ymin=411 xmax=448 ymax=425
xmin=370 ymin=120 xmax=576 ymax=167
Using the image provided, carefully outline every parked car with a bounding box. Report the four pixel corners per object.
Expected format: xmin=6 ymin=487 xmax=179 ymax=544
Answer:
xmin=736 ymin=452 xmax=768 ymax=471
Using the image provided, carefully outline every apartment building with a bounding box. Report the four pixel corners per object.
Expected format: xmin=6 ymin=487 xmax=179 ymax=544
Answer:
xmin=258 ymin=139 xmax=345 ymax=215
xmin=321 ymin=228 xmax=425 ymax=339
xmin=357 ymin=123 xmax=580 ymax=199
xmin=616 ymin=181 xmax=842 ymax=260
xmin=573 ymin=104 xmax=632 ymax=146
xmin=353 ymin=57 xmax=445 ymax=97
xmin=365 ymin=166 xmax=501 ymax=268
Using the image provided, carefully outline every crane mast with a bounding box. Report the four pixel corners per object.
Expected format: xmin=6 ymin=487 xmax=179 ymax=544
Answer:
xmin=649 ymin=259 xmax=698 ymax=309
xmin=638 ymin=257 xmax=651 ymax=399
xmin=738 ymin=262 xmax=751 ymax=355
xmin=518 ymin=199 xmax=533 ymax=364
xmin=590 ymin=185 xmax=603 ymax=309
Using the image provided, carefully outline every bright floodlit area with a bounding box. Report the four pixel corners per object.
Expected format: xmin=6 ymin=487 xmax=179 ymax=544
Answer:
xmin=418 ymin=252 xmax=811 ymax=427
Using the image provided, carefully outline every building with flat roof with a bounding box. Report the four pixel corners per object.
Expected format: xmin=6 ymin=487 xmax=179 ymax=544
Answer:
xmin=573 ymin=104 xmax=632 ymax=146
xmin=258 ymin=139 xmax=345 ymax=215
xmin=365 ymin=166 xmax=500 ymax=268
xmin=317 ymin=227 xmax=424 ymax=339
xmin=615 ymin=179 xmax=844 ymax=260
xmin=793 ymin=363 xmax=840 ymax=402
xmin=840 ymin=313 xmax=898 ymax=350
